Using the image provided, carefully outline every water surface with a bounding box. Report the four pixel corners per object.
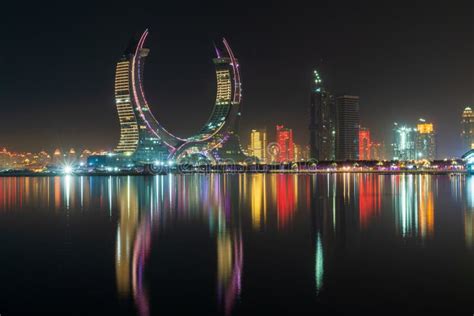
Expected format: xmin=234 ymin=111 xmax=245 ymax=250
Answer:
xmin=0 ymin=174 xmax=473 ymax=315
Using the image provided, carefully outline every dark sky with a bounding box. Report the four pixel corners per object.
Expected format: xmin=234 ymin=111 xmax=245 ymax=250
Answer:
xmin=0 ymin=1 xmax=472 ymax=157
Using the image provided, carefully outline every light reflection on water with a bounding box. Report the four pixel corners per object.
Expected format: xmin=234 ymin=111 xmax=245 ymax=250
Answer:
xmin=0 ymin=174 xmax=473 ymax=315
xmin=465 ymin=175 xmax=474 ymax=248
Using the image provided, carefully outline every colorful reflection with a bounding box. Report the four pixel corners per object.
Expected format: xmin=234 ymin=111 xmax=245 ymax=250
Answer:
xmin=392 ymin=175 xmax=435 ymax=240
xmin=1 ymin=173 xmax=471 ymax=314
xmin=275 ymin=174 xmax=297 ymax=229
xmin=309 ymin=174 xmax=336 ymax=296
xmin=132 ymin=214 xmax=151 ymax=316
xmin=0 ymin=176 xmax=104 ymax=211
xmin=314 ymin=233 xmax=324 ymax=294
xmin=111 ymin=175 xmax=243 ymax=315
xmin=217 ymin=230 xmax=243 ymax=315
xmin=116 ymin=177 xmax=139 ymax=297
xmin=358 ymin=174 xmax=382 ymax=229
xmin=464 ymin=176 xmax=474 ymax=248
xmin=250 ymin=174 xmax=266 ymax=230
xmin=450 ymin=175 xmax=463 ymax=201
xmin=418 ymin=175 xmax=434 ymax=239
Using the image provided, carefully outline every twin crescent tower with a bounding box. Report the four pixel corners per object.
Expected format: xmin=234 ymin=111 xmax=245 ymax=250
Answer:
xmin=113 ymin=29 xmax=246 ymax=164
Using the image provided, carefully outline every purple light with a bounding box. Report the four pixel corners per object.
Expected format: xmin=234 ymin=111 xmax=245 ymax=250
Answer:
xmin=214 ymin=43 xmax=222 ymax=58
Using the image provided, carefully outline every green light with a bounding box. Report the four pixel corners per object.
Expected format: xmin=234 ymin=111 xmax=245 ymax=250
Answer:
xmin=315 ymin=233 xmax=324 ymax=294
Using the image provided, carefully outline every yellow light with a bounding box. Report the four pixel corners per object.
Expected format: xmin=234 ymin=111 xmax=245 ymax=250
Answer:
xmin=417 ymin=123 xmax=433 ymax=134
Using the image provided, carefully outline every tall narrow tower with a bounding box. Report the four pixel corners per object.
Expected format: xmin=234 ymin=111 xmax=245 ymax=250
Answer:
xmin=276 ymin=125 xmax=294 ymax=162
xmin=113 ymin=33 xmax=170 ymax=163
xmin=114 ymin=57 xmax=139 ymax=154
xmin=461 ymin=106 xmax=474 ymax=152
xmin=416 ymin=119 xmax=436 ymax=160
xmin=359 ymin=127 xmax=371 ymax=160
xmin=249 ymin=129 xmax=267 ymax=163
xmin=309 ymin=70 xmax=335 ymax=161
xmin=391 ymin=123 xmax=416 ymax=160
xmin=335 ymin=95 xmax=360 ymax=160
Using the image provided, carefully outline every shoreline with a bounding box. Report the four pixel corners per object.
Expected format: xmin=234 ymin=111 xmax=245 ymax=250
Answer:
xmin=0 ymin=170 xmax=468 ymax=177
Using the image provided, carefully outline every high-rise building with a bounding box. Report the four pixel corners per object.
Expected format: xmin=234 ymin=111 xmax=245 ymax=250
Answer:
xmin=268 ymin=143 xmax=279 ymax=163
xmin=335 ymin=95 xmax=360 ymax=160
xmin=294 ymin=144 xmax=301 ymax=161
xmin=302 ymin=145 xmax=311 ymax=161
xmin=461 ymin=106 xmax=474 ymax=152
xmin=249 ymin=129 xmax=267 ymax=163
xmin=416 ymin=119 xmax=436 ymax=160
xmin=392 ymin=123 xmax=416 ymax=160
xmin=113 ymin=34 xmax=169 ymax=163
xmin=112 ymin=30 xmax=246 ymax=165
xmin=359 ymin=127 xmax=371 ymax=160
xmin=370 ymin=142 xmax=384 ymax=161
xmin=309 ymin=70 xmax=336 ymax=161
xmin=276 ymin=125 xmax=295 ymax=162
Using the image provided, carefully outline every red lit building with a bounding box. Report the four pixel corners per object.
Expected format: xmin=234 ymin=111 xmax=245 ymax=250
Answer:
xmin=359 ymin=127 xmax=371 ymax=160
xmin=276 ymin=125 xmax=295 ymax=162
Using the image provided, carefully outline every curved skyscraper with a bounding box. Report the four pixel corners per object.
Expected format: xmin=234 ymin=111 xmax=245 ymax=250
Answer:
xmin=113 ymin=30 xmax=246 ymax=164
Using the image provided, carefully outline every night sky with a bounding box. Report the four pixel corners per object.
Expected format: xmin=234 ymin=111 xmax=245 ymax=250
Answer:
xmin=1 ymin=1 xmax=472 ymax=158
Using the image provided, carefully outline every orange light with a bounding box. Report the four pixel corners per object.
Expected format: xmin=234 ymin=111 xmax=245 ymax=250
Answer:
xmin=417 ymin=123 xmax=434 ymax=134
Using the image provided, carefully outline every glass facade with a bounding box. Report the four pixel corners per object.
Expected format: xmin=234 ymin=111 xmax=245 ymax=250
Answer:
xmin=335 ymin=95 xmax=360 ymax=160
xmin=461 ymin=107 xmax=474 ymax=152
xmin=249 ymin=129 xmax=267 ymax=163
xmin=309 ymin=70 xmax=336 ymax=161
xmin=392 ymin=123 xmax=416 ymax=160
xmin=112 ymin=30 xmax=246 ymax=165
xmin=416 ymin=121 xmax=436 ymax=160
xmin=276 ymin=125 xmax=295 ymax=162
xmin=114 ymin=60 xmax=139 ymax=154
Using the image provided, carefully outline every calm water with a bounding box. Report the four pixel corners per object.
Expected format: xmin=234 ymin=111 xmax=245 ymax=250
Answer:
xmin=0 ymin=174 xmax=473 ymax=315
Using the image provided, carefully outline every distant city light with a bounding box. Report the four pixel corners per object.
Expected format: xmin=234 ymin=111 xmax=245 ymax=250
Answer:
xmin=63 ymin=166 xmax=73 ymax=174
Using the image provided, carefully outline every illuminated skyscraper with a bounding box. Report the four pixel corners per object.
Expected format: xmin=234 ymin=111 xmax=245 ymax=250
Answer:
xmin=309 ymin=70 xmax=335 ymax=160
xmin=370 ymin=142 xmax=385 ymax=161
xmin=113 ymin=35 xmax=169 ymax=163
xmin=392 ymin=123 xmax=416 ymax=160
xmin=249 ymin=129 xmax=267 ymax=163
xmin=276 ymin=125 xmax=295 ymax=162
xmin=114 ymin=58 xmax=139 ymax=154
xmin=335 ymin=95 xmax=360 ymax=160
xmin=294 ymin=144 xmax=301 ymax=161
xmin=359 ymin=127 xmax=371 ymax=160
xmin=461 ymin=106 xmax=474 ymax=152
xmin=112 ymin=30 xmax=245 ymax=165
xmin=416 ymin=119 xmax=436 ymax=160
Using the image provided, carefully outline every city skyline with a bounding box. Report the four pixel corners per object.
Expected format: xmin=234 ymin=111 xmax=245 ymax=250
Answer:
xmin=0 ymin=2 xmax=472 ymax=158
xmin=1 ymin=3 xmax=474 ymax=316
